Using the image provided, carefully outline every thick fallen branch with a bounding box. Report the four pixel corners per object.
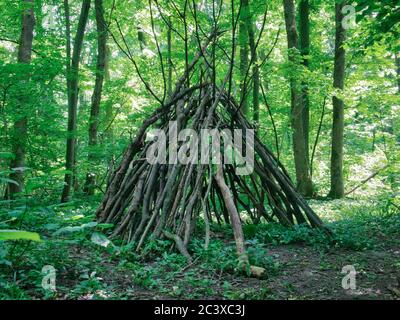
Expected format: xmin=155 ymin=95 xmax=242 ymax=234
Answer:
xmin=215 ymin=164 xmax=248 ymax=267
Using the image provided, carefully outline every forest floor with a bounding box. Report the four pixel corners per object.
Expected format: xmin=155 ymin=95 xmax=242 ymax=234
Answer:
xmin=1 ymin=198 xmax=400 ymax=300
xmin=61 ymin=237 xmax=400 ymax=300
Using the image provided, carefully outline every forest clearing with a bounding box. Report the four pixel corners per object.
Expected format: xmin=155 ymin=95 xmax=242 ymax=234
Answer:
xmin=0 ymin=0 xmax=399 ymax=302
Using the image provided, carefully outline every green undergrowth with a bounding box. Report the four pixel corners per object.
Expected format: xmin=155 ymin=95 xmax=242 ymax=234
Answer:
xmin=0 ymin=196 xmax=399 ymax=299
xmin=240 ymin=198 xmax=400 ymax=251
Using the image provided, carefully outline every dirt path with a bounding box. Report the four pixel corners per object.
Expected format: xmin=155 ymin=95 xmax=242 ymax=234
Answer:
xmin=58 ymin=243 xmax=400 ymax=300
xmin=262 ymin=244 xmax=400 ymax=299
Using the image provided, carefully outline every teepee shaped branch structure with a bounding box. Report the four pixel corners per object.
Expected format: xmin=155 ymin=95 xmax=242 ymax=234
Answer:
xmin=96 ymin=69 xmax=328 ymax=253
xmin=97 ymin=18 xmax=330 ymax=266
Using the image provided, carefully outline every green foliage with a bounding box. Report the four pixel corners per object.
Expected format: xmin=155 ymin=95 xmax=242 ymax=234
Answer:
xmin=0 ymin=229 xmax=40 ymax=241
xmin=53 ymin=222 xmax=98 ymax=236
xmin=0 ymin=195 xmax=398 ymax=299
xmin=132 ymin=265 xmax=160 ymax=289
xmin=246 ymin=241 xmax=281 ymax=275
xmin=244 ymin=199 xmax=400 ymax=251
xmin=71 ymin=271 xmax=105 ymax=298
xmin=0 ymin=282 xmax=30 ymax=300
xmin=355 ymin=0 xmax=400 ymax=50
xmin=190 ymin=239 xmax=238 ymax=273
xmin=0 ymin=0 xmax=399 ymax=301
xmin=223 ymin=286 xmax=272 ymax=300
xmin=247 ymin=223 xmax=330 ymax=247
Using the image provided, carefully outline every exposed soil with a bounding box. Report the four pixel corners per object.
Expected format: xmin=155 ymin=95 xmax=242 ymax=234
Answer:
xmin=48 ymin=242 xmax=400 ymax=300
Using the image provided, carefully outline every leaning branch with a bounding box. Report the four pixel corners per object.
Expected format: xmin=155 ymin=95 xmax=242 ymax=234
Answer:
xmin=344 ymin=165 xmax=389 ymax=196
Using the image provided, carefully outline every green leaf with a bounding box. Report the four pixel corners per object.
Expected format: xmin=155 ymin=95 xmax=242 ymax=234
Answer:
xmin=0 ymin=229 xmax=41 ymax=242
xmin=10 ymin=167 xmax=30 ymax=172
xmin=0 ymin=177 xmax=19 ymax=186
xmin=44 ymin=223 xmax=60 ymax=231
xmin=91 ymin=232 xmax=111 ymax=248
xmin=53 ymin=222 xmax=98 ymax=236
xmin=0 ymin=152 xmax=14 ymax=160
xmin=96 ymin=223 xmax=114 ymax=230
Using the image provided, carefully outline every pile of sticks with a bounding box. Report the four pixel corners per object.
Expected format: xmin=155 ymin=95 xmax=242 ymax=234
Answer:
xmin=96 ymin=82 xmax=328 ymax=264
xmin=97 ymin=27 xmax=329 ymax=269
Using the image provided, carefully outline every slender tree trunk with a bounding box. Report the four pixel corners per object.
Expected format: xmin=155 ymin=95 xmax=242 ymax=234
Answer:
xmin=329 ymin=1 xmax=347 ymax=199
xmin=395 ymin=53 xmax=400 ymax=94
xmin=167 ymin=17 xmax=173 ymax=98
xmin=73 ymin=93 xmax=86 ymax=193
xmin=63 ymin=0 xmax=71 ymax=104
xmin=299 ymin=0 xmax=310 ymax=161
xmin=244 ymin=0 xmax=260 ymax=129
xmin=239 ymin=1 xmax=249 ymax=118
xmin=283 ymin=0 xmax=313 ymax=197
xmin=8 ymin=0 xmax=35 ymax=198
xmin=137 ymin=27 xmax=146 ymax=52
xmin=84 ymin=0 xmax=107 ymax=195
xmin=104 ymin=44 xmax=112 ymax=139
xmin=103 ymin=44 xmax=114 ymax=187
xmin=61 ymin=0 xmax=91 ymax=203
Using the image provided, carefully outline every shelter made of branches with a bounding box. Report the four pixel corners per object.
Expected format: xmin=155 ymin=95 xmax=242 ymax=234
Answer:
xmin=97 ymin=19 xmax=329 ymax=267
xmin=96 ymin=68 xmax=327 ymax=260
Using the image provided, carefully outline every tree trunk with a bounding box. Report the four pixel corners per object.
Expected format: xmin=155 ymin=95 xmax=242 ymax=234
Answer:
xmin=283 ymin=0 xmax=313 ymax=197
xmin=84 ymin=0 xmax=107 ymax=195
xmin=103 ymin=44 xmax=115 ymax=188
xmin=104 ymin=44 xmax=113 ymax=140
xmin=239 ymin=1 xmax=249 ymax=118
xmin=395 ymin=53 xmax=400 ymax=94
xmin=167 ymin=17 xmax=173 ymax=98
xmin=244 ymin=0 xmax=260 ymax=129
xmin=329 ymin=1 xmax=346 ymax=199
xmin=299 ymin=0 xmax=310 ymax=161
xmin=64 ymin=0 xmax=71 ymax=99
xmin=61 ymin=0 xmax=91 ymax=203
xmin=137 ymin=27 xmax=146 ymax=52
xmin=8 ymin=0 xmax=35 ymax=198
xmin=214 ymin=164 xmax=249 ymax=268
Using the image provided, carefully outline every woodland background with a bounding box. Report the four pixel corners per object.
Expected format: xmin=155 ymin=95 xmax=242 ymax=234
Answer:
xmin=0 ymin=0 xmax=399 ymax=300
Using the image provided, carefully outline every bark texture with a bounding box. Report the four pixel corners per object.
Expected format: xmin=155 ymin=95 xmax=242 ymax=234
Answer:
xmin=239 ymin=0 xmax=250 ymax=118
xmin=8 ymin=0 xmax=35 ymax=197
xmin=283 ymin=0 xmax=313 ymax=197
xmin=84 ymin=0 xmax=107 ymax=195
xmin=395 ymin=53 xmax=400 ymax=94
xmin=329 ymin=1 xmax=347 ymax=199
xmin=61 ymin=0 xmax=91 ymax=202
xmin=299 ymin=0 xmax=310 ymax=161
